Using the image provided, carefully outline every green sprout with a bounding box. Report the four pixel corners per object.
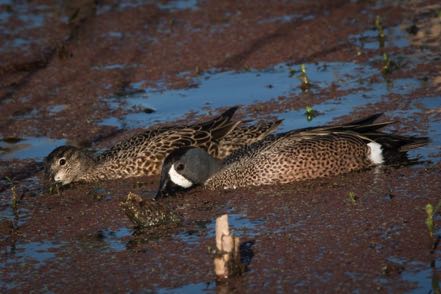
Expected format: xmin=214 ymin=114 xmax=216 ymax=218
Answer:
xmin=305 ymin=106 xmax=316 ymax=121
xmin=381 ymin=53 xmax=398 ymax=75
xmin=426 ymin=204 xmax=434 ymax=237
xmin=348 ymin=191 xmax=357 ymax=205
xmin=299 ymin=64 xmax=311 ymax=92
xmin=382 ymin=52 xmax=392 ymax=75
xmin=425 ymin=200 xmax=441 ymax=238
xmin=375 ymin=16 xmax=385 ymax=48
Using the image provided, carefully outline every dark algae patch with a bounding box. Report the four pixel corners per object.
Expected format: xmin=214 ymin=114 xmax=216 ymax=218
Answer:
xmin=1 ymin=0 xmax=441 ymax=292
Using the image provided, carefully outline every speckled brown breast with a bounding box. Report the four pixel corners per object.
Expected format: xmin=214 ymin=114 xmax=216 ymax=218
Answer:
xmin=205 ymin=134 xmax=373 ymax=190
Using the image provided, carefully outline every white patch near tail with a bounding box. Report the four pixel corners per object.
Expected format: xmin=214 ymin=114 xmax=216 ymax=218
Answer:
xmin=367 ymin=142 xmax=384 ymax=165
xmin=168 ymin=164 xmax=193 ymax=188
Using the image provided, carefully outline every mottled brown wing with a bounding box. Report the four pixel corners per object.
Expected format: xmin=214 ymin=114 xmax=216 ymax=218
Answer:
xmin=97 ymin=126 xmax=174 ymax=162
xmin=217 ymin=120 xmax=282 ymax=158
xmin=190 ymin=106 xmax=241 ymax=142
xmin=98 ymin=106 xmax=240 ymax=162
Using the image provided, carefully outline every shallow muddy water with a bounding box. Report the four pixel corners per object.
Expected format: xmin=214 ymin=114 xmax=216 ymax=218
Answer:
xmin=1 ymin=0 xmax=441 ymax=292
xmin=0 ymin=137 xmax=66 ymax=160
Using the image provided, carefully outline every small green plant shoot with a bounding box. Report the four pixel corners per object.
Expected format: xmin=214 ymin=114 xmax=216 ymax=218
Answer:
xmin=426 ymin=200 xmax=441 ymax=238
xmin=375 ymin=16 xmax=385 ymax=48
xmin=348 ymin=191 xmax=357 ymax=205
xmin=305 ymin=106 xmax=315 ymax=121
xmin=299 ymin=64 xmax=311 ymax=92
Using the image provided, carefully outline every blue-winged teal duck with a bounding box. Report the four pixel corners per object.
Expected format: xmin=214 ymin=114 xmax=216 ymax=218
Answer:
xmin=156 ymin=113 xmax=428 ymax=197
xmin=45 ymin=107 xmax=282 ymax=185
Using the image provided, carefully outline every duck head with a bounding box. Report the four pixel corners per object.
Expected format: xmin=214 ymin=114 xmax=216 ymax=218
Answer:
xmin=155 ymin=147 xmax=222 ymax=199
xmin=45 ymin=145 xmax=95 ymax=185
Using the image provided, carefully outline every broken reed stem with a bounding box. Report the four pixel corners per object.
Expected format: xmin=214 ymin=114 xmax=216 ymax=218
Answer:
xmin=214 ymin=214 xmax=242 ymax=280
xmin=216 ymin=214 xmax=229 ymax=251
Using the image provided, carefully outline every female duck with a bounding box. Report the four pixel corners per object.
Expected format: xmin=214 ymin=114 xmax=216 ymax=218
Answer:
xmin=45 ymin=107 xmax=281 ymax=185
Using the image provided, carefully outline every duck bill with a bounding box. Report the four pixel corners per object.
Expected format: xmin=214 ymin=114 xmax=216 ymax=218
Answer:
xmin=155 ymin=178 xmax=185 ymax=200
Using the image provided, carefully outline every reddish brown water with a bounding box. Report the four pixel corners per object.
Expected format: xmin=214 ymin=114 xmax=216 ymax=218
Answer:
xmin=1 ymin=0 xmax=441 ymax=292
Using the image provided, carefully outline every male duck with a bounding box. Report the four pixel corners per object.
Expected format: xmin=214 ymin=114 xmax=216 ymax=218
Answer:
xmin=156 ymin=113 xmax=428 ymax=198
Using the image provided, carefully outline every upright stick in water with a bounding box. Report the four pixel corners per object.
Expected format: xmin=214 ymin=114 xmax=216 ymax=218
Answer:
xmin=214 ymin=214 xmax=243 ymax=280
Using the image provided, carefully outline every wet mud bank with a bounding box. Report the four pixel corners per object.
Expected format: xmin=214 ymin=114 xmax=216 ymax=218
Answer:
xmin=1 ymin=0 xmax=441 ymax=292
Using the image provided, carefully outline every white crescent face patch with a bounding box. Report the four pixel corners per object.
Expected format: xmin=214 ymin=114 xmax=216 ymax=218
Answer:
xmin=168 ymin=164 xmax=193 ymax=188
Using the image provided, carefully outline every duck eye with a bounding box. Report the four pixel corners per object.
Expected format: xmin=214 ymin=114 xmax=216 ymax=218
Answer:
xmin=59 ymin=158 xmax=66 ymax=166
xmin=176 ymin=163 xmax=184 ymax=171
